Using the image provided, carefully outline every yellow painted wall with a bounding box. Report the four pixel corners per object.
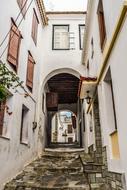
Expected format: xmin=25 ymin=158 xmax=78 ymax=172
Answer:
xmin=110 ymin=131 xmax=120 ymax=159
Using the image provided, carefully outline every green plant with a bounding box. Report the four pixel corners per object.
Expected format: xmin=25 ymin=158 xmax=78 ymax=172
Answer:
xmin=0 ymin=62 xmax=23 ymax=101
xmin=0 ymin=85 xmax=8 ymax=101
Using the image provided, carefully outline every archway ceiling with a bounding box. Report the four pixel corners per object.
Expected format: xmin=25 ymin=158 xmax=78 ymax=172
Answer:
xmin=48 ymin=73 xmax=79 ymax=104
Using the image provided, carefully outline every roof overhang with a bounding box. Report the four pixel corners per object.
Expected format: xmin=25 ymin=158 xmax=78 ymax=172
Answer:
xmin=36 ymin=0 xmax=48 ymax=26
xmin=78 ymin=76 xmax=97 ymax=99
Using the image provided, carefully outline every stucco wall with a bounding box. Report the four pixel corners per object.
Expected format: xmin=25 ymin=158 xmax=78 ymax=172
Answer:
xmin=83 ymin=0 xmax=127 ymax=184
xmin=0 ymin=0 xmax=46 ymax=189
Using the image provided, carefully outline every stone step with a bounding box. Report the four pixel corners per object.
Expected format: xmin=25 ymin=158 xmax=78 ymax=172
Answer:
xmin=42 ymin=154 xmax=79 ymax=159
xmin=5 ymin=183 xmax=107 ymax=190
xmin=79 ymin=153 xmax=94 ymax=164
xmin=84 ymin=170 xmax=102 ymax=174
xmin=83 ymin=164 xmax=102 ymax=172
xmin=5 ymin=185 xmax=90 ymax=190
xmin=4 ymin=149 xmax=107 ymax=190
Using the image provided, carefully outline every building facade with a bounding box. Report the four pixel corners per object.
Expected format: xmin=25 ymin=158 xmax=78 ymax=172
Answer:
xmin=3 ymin=0 xmax=127 ymax=189
xmin=52 ymin=112 xmax=76 ymax=143
xmin=80 ymin=0 xmax=127 ymax=189
xmin=0 ymin=0 xmax=48 ymax=189
xmin=0 ymin=1 xmax=86 ymax=188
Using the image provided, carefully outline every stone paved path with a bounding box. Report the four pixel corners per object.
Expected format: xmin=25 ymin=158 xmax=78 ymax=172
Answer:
xmin=4 ymin=148 xmax=90 ymax=190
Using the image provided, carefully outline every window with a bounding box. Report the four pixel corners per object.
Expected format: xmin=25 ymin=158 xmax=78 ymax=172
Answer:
xmin=68 ymin=137 xmax=73 ymax=143
xmin=110 ymin=131 xmax=120 ymax=159
xmin=83 ymin=110 xmax=85 ymax=132
xmin=17 ymin=0 xmax=26 ymax=17
xmin=89 ymin=111 xmax=93 ymax=132
xmin=0 ymin=95 xmax=13 ymax=138
xmin=0 ymin=100 xmax=6 ymax=136
xmin=20 ymin=105 xmax=29 ymax=144
xmin=31 ymin=9 xmax=39 ymax=45
xmin=53 ymin=25 xmax=69 ymax=50
xmin=26 ymin=51 xmax=35 ymax=92
xmin=79 ymin=25 xmax=85 ymax=50
xmin=97 ymin=0 xmax=106 ymax=50
xmin=104 ymin=68 xmax=117 ymax=131
xmin=7 ymin=19 xmax=22 ymax=72
xmin=91 ymin=37 xmax=94 ymax=59
xmin=87 ymin=60 xmax=90 ymax=77
xmin=68 ymin=124 xmax=73 ymax=134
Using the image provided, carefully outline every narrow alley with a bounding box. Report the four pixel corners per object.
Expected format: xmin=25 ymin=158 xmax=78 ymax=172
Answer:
xmin=4 ymin=147 xmax=106 ymax=190
xmin=1 ymin=0 xmax=127 ymax=189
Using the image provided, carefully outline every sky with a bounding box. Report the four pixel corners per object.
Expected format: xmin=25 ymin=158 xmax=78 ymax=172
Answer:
xmin=44 ymin=0 xmax=87 ymax=11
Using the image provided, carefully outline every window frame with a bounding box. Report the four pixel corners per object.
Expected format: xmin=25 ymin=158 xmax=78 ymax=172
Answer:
xmin=52 ymin=25 xmax=70 ymax=50
xmin=31 ymin=8 xmax=39 ymax=46
xmin=17 ymin=0 xmax=27 ymax=18
xmin=97 ymin=0 xmax=106 ymax=51
xmin=0 ymin=100 xmax=6 ymax=136
xmin=68 ymin=124 xmax=73 ymax=134
xmin=7 ymin=18 xmax=22 ymax=72
xmin=26 ymin=51 xmax=35 ymax=92
xmin=79 ymin=24 xmax=85 ymax=50
xmin=20 ymin=104 xmax=29 ymax=145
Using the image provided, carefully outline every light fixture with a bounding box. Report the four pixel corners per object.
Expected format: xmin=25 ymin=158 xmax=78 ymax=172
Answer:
xmin=85 ymin=91 xmax=91 ymax=104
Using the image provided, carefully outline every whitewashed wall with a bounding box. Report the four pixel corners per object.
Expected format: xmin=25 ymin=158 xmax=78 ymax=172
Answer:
xmin=83 ymin=0 xmax=127 ymax=183
xmin=0 ymin=0 xmax=46 ymax=189
xmin=37 ymin=12 xmax=86 ymax=151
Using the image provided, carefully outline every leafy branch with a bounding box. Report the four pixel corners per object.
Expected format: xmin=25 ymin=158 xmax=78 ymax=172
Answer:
xmin=0 ymin=62 xmax=23 ymax=101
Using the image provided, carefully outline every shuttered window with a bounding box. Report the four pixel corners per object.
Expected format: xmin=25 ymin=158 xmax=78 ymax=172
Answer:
xmin=26 ymin=52 xmax=35 ymax=91
xmin=97 ymin=0 xmax=106 ymax=50
xmin=68 ymin=125 xmax=73 ymax=134
xmin=31 ymin=9 xmax=39 ymax=45
xmin=7 ymin=20 xmax=21 ymax=71
xmin=72 ymin=116 xmax=76 ymax=129
xmin=53 ymin=25 xmax=69 ymax=50
xmin=79 ymin=25 xmax=85 ymax=50
xmin=20 ymin=105 xmax=29 ymax=144
xmin=0 ymin=100 xmax=6 ymax=135
xmin=46 ymin=93 xmax=58 ymax=111
xmin=17 ymin=0 xmax=26 ymax=17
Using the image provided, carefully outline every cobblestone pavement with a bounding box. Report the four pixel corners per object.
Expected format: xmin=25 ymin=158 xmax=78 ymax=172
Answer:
xmin=4 ymin=148 xmax=90 ymax=190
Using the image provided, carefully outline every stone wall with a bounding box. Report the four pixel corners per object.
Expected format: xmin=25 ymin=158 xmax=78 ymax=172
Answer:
xmin=88 ymin=95 xmax=126 ymax=189
xmin=102 ymin=147 xmax=126 ymax=190
xmin=88 ymin=98 xmax=103 ymax=164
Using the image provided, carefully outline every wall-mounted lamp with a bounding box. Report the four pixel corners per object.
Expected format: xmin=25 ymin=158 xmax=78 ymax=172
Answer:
xmin=85 ymin=91 xmax=92 ymax=104
xmin=32 ymin=121 xmax=37 ymax=132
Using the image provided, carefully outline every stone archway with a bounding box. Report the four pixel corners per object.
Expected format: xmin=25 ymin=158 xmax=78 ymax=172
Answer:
xmin=37 ymin=68 xmax=85 ymax=149
xmin=42 ymin=71 xmax=84 ymax=148
xmin=51 ymin=110 xmax=78 ymax=147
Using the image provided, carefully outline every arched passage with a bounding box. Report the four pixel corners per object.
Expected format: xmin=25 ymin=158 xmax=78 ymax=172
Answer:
xmin=51 ymin=110 xmax=79 ymax=147
xmin=40 ymin=69 xmax=84 ymax=148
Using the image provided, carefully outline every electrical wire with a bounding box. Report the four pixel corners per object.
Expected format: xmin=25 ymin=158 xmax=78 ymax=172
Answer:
xmin=0 ymin=0 xmax=37 ymax=122
xmin=0 ymin=0 xmax=34 ymax=59
xmin=0 ymin=0 xmax=28 ymax=48
xmin=0 ymin=0 xmax=35 ymax=100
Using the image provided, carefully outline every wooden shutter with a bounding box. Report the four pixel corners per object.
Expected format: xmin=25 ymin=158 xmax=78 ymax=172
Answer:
xmin=68 ymin=137 xmax=73 ymax=143
xmin=17 ymin=0 xmax=26 ymax=17
xmin=46 ymin=93 xmax=58 ymax=111
xmin=53 ymin=26 xmax=69 ymax=49
xmin=72 ymin=116 xmax=76 ymax=129
xmin=26 ymin=52 xmax=35 ymax=90
xmin=97 ymin=0 xmax=106 ymax=49
xmin=0 ymin=101 xmax=6 ymax=135
xmin=68 ymin=125 xmax=72 ymax=133
xmin=31 ymin=9 xmax=39 ymax=45
xmin=7 ymin=21 xmax=21 ymax=71
xmin=17 ymin=0 xmax=23 ymax=8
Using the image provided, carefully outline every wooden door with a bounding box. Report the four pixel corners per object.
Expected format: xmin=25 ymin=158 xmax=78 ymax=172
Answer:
xmin=68 ymin=137 xmax=73 ymax=143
